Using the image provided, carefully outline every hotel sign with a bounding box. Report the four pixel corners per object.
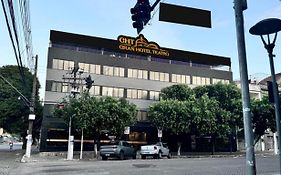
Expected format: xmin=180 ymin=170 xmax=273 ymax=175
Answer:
xmin=118 ymin=34 xmax=170 ymax=57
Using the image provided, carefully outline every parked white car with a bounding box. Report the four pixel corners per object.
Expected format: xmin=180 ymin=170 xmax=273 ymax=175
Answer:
xmin=140 ymin=142 xmax=171 ymax=159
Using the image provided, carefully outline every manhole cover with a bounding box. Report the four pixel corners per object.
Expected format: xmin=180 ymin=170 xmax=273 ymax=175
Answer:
xmin=132 ymin=164 xmax=156 ymax=168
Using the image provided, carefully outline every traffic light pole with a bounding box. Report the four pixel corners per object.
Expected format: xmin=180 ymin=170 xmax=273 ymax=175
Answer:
xmin=233 ymin=1 xmax=256 ymax=174
xmin=150 ymin=0 xmax=161 ymax=11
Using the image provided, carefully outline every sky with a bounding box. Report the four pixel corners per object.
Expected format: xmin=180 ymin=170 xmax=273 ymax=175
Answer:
xmin=1 ymin=0 xmax=281 ymax=100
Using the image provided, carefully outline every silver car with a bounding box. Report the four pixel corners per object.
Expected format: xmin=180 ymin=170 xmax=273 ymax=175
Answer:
xmin=100 ymin=140 xmax=136 ymax=160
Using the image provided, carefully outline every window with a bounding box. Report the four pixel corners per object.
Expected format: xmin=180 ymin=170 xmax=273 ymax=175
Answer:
xmin=51 ymin=82 xmax=62 ymax=92
xmin=90 ymin=64 xmax=101 ymax=74
xmin=89 ymin=86 xmax=100 ymax=96
xmin=171 ymin=74 xmax=190 ymax=84
xmin=192 ymin=76 xmax=211 ymax=85
xmin=128 ymin=68 xmax=148 ymax=80
xmin=102 ymin=87 xmax=124 ymax=97
xmin=127 ymin=89 xmax=148 ymax=99
xmin=64 ymin=61 xmax=74 ymax=71
xmin=103 ymin=66 xmax=124 ymax=77
xmin=137 ymin=111 xmax=147 ymax=121
xmin=62 ymin=83 xmax=69 ymax=93
xmin=150 ymin=71 xmax=169 ymax=82
xmin=79 ymin=63 xmax=90 ymax=73
xmin=127 ymin=89 xmax=137 ymax=99
xmin=213 ymin=78 xmax=229 ymax=84
xmin=53 ymin=59 xmax=74 ymax=71
xmin=150 ymin=91 xmax=160 ymax=101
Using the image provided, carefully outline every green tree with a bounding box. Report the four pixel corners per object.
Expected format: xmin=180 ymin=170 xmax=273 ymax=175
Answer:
xmin=92 ymin=96 xmax=137 ymax=138
xmin=148 ymin=99 xmax=195 ymax=155
xmin=160 ymin=84 xmax=194 ymax=101
xmin=193 ymin=82 xmax=242 ymax=127
xmin=0 ymin=65 xmax=42 ymax=142
xmin=55 ymin=94 xmax=137 ymax=153
xmin=193 ymin=94 xmax=231 ymax=154
xmin=193 ymin=83 xmax=242 ymax=152
xmin=251 ymin=96 xmax=275 ymax=144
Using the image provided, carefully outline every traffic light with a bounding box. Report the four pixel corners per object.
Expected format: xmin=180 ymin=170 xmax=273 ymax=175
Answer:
xmin=85 ymin=75 xmax=93 ymax=90
xmin=130 ymin=0 xmax=151 ymax=34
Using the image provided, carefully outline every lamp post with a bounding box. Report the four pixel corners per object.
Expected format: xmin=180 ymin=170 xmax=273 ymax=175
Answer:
xmin=249 ymin=18 xmax=281 ymax=173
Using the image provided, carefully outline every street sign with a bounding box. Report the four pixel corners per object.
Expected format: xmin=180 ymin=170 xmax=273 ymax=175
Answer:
xmin=28 ymin=114 xmax=35 ymax=120
xmin=159 ymin=3 xmax=211 ymax=28
xmin=158 ymin=129 xmax=162 ymax=138
xmin=124 ymin=127 xmax=130 ymax=135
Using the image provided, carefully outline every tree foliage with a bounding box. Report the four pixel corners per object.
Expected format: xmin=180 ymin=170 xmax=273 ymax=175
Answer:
xmin=0 ymin=65 xmax=43 ymax=138
xmin=193 ymin=82 xmax=243 ymax=128
xmin=251 ymin=96 xmax=275 ymax=144
xmin=193 ymin=94 xmax=231 ymax=138
xmin=160 ymin=84 xmax=194 ymax=101
xmin=54 ymin=94 xmax=137 ymax=139
xmin=148 ymin=99 xmax=194 ymax=135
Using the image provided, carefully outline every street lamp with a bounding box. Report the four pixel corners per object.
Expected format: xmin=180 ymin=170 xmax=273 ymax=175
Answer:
xmin=250 ymin=18 xmax=281 ymax=173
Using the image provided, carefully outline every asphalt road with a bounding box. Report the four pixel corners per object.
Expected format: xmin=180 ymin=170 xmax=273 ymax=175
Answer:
xmin=0 ymin=147 xmax=280 ymax=175
xmin=0 ymin=144 xmax=279 ymax=175
xmin=0 ymin=143 xmax=23 ymax=175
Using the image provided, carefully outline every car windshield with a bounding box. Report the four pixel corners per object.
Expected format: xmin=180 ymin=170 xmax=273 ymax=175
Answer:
xmin=155 ymin=142 xmax=161 ymax=146
xmin=107 ymin=141 xmax=120 ymax=145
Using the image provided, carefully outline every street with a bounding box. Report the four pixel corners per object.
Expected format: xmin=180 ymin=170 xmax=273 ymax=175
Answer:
xmin=0 ymin=147 xmax=280 ymax=175
xmin=0 ymin=143 xmax=23 ymax=175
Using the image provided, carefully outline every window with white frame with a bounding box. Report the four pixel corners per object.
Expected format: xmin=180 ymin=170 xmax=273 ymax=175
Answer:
xmin=150 ymin=71 xmax=169 ymax=82
xmin=149 ymin=91 xmax=160 ymax=101
xmin=78 ymin=63 xmax=90 ymax=73
xmin=192 ymin=76 xmax=211 ymax=85
xmin=128 ymin=68 xmax=148 ymax=79
xmin=88 ymin=85 xmax=100 ymax=96
xmin=171 ymin=74 xmax=191 ymax=84
xmin=53 ymin=59 xmax=74 ymax=71
xmin=89 ymin=64 xmax=101 ymax=74
xmin=103 ymin=66 xmax=124 ymax=77
xmin=127 ymin=89 xmax=148 ymax=99
xmin=62 ymin=83 xmax=69 ymax=93
xmin=102 ymin=86 xmax=124 ymax=97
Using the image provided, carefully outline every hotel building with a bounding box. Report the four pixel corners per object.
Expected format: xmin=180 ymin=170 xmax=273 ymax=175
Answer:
xmin=40 ymin=30 xmax=232 ymax=151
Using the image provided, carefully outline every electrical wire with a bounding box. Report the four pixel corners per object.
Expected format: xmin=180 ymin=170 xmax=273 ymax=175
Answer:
xmin=1 ymin=0 xmax=26 ymax=85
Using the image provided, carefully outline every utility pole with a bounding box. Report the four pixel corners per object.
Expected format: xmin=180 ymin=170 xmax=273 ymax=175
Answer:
xmin=62 ymin=62 xmax=82 ymax=160
xmin=25 ymin=55 xmax=38 ymax=158
xmin=233 ymin=1 xmax=256 ymax=174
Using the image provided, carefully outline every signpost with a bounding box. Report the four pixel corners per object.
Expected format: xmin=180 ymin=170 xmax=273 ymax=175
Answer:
xmin=159 ymin=3 xmax=211 ymax=28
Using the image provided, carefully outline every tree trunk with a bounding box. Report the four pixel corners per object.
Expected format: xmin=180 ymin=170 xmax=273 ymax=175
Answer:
xmin=94 ymin=143 xmax=98 ymax=158
xmin=80 ymin=128 xmax=84 ymax=160
xmin=229 ymin=134 xmax=233 ymax=154
xmin=211 ymin=136 xmax=216 ymax=155
xmin=177 ymin=141 xmax=182 ymax=156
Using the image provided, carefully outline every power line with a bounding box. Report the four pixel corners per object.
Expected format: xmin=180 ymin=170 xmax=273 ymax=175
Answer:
xmin=1 ymin=0 xmax=26 ymax=85
xmin=19 ymin=0 xmax=34 ymax=70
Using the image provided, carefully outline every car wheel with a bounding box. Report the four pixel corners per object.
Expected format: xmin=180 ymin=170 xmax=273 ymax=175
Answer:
xmin=141 ymin=155 xmax=146 ymax=159
xmin=167 ymin=152 xmax=172 ymax=159
xmin=102 ymin=156 xmax=107 ymax=160
xmin=119 ymin=151 xmax=125 ymax=160
xmin=132 ymin=153 xmax=137 ymax=159
xmin=158 ymin=151 xmax=162 ymax=159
